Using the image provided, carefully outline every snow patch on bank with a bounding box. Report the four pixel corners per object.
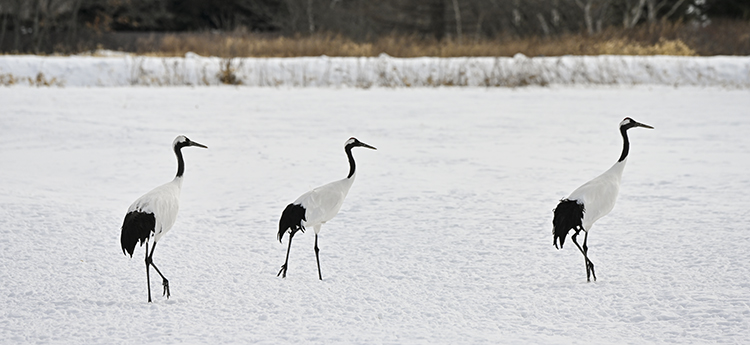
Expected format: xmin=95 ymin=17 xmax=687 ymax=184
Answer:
xmin=1 ymin=52 xmax=749 ymax=87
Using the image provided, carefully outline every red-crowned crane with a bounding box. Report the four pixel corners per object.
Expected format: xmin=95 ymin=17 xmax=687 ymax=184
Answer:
xmin=120 ymin=135 xmax=207 ymax=302
xmin=553 ymin=117 xmax=653 ymax=282
xmin=277 ymin=137 xmax=376 ymax=280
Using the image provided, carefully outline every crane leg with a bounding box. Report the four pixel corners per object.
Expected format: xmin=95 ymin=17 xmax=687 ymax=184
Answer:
xmin=146 ymin=241 xmax=170 ymax=299
xmin=144 ymin=242 xmax=152 ymax=303
xmin=571 ymin=230 xmax=596 ymax=282
xmin=582 ymin=230 xmax=596 ymax=281
xmin=278 ymin=233 xmax=294 ymax=278
xmin=314 ymin=234 xmax=322 ymax=281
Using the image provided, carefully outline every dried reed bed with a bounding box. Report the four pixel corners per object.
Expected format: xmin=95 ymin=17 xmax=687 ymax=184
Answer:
xmin=136 ymin=31 xmax=697 ymax=58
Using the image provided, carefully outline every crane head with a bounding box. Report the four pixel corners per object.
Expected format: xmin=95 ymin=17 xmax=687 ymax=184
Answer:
xmin=345 ymin=137 xmax=377 ymax=150
xmin=620 ymin=117 xmax=654 ymax=130
xmin=173 ymin=135 xmax=208 ymax=149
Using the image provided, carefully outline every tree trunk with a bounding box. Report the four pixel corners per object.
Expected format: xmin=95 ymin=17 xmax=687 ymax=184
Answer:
xmin=596 ymin=0 xmax=611 ymax=33
xmin=624 ymin=0 xmax=646 ymax=29
xmin=646 ymin=0 xmax=657 ymax=22
xmin=35 ymin=0 xmax=54 ymax=54
xmin=31 ymin=0 xmax=42 ymax=53
xmin=428 ymin=0 xmax=446 ymax=41
xmin=646 ymin=0 xmax=669 ymax=23
xmin=512 ymin=0 xmax=521 ymax=29
xmin=551 ymin=0 xmax=561 ymax=29
xmin=662 ymin=0 xmax=686 ymax=20
xmin=68 ymin=0 xmax=83 ymax=49
xmin=0 ymin=13 xmax=7 ymax=50
xmin=539 ymin=13 xmax=552 ymax=36
xmin=575 ymin=0 xmax=594 ymax=35
xmin=451 ymin=0 xmax=462 ymax=44
xmin=13 ymin=9 xmax=20 ymax=52
xmin=307 ymin=0 xmax=314 ymax=33
xmin=474 ymin=12 xmax=484 ymax=42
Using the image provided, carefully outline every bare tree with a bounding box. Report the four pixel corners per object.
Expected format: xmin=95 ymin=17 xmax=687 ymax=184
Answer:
xmin=429 ymin=0 xmax=446 ymax=40
xmin=512 ymin=0 xmax=522 ymax=30
xmin=11 ymin=0 xmax=24 ymax=51
xmin=0 ymin=1 xmax=8 ymax=48
xmin=575 ymin=0 xmax=595 ymax=34
xmin=67 ymin=0 xmax=82 ymax=48
xmin=646 ymin=0 xmax=664 ymax=22
xmin=451 ymin=0 xmax=462 ymax=43
xmin=662 ymin=0 xmax=687 ymax=21
xmin=644 ymin=0 xmax=687 ymax=22
xmin=32 ymin=0 xmax=65 ymax=53
xmin=30 ymin=0 xmax=40 ymax=52
xmin=473 ymin=10 xmax=483 ymax=41
xmin=551 ymin=0 xmax=562 ymax=29
xmin=622 ymin=0 xmax=646 ymax=28
xmin=306 ymin=0 xmax=314 ymax=33
xmin=594 ymin=0 xmax=612 ymax=32
xmin=537 ymin=12 xmax=550 ymax=36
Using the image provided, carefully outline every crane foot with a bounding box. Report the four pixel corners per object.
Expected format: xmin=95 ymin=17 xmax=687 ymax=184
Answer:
xmin=277 ymin=264 xmax=287 ymax=278
xmin=162 ymin=279 xmax=170 ymax=298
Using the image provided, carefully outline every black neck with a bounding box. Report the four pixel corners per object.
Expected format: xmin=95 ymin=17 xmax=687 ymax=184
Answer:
xmin=618 ymin=127 xmax=630 ymax=162
xmin=175 ymin=144 xmax=186 ymax=177
xmin=346 ymin=146 xmax=356 ymax=178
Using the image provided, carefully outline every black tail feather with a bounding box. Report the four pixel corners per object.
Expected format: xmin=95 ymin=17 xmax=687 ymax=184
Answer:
xmin=552 ymin=199 xmax=584 ymax=249
xmin=278 ymin=203 xmax=306 ymax=242
xmin=120 ymin=211 xmax=155 ymax=257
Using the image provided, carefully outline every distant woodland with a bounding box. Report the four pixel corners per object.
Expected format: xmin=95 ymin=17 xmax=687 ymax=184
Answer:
xmin=0 ymin=0 xmax=748 ymax=56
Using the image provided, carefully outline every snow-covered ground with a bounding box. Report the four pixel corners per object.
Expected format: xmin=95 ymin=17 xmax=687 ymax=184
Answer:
xmin=1 ymin=53 xmax=750 ymax=87
xmin=1 ymin=86 xmax=749 ymax=344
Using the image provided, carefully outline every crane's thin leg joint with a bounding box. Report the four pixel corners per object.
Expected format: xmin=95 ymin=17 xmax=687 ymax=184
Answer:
xmin=144 ymin=242 xmax=152 ymax=303
xmin=572 ymin=230 xmax=596 ymax=282
xmin=150 ymin=262 xmax=170 ymax=299
xmin=278 ymin=233 xmax=294 ymax=278
xmin=146 ymin=241 xmax=170 ymax=299
xmin=582 ymin=230 xmax=596 ymax=281
xmin=314 ymin=234 xmax=322 ymax=281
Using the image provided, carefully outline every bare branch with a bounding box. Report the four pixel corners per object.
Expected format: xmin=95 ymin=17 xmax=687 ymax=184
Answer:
xmin=663 ymin=0 xmax=686 ymax=20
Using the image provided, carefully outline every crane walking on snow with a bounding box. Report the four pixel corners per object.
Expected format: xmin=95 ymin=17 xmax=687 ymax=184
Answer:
xmin=277 ymin=137 xmax=376 ymax=280
xmin=120 ymin=135 xmax=207 ymax=302
xmin=553 ymin=117 xmax=653 ymax=282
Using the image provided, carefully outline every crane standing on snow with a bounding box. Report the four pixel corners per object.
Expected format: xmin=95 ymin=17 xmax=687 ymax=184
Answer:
xmin=277 ymin=137 xmax=376 ymax=280
xmin=553 ymin=117 xmax=653 ymax=282
xmin=120 ymin=135 xmax=207 ymax=302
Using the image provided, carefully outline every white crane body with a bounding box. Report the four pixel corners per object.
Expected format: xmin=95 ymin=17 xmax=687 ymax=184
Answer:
xmin=120 ymin=135 xmax=206 ymax=302
xmin=567 ymin=158 xmax=626 ymax=232
xmin=277 ymin=138 xmax=375 ymax=280
xmin=553 ymin=118 xmax=652 ymax=282
xmin=125 ymin=177 xmax=182 ymax=244
xmin=295 ymin=173 xmax=356 ymax=234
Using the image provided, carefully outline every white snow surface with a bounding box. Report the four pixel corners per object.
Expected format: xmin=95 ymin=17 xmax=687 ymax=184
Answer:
xmin=1 ymin=86 xmax=749 ymax=344
xmin=1 ymin=52 xmax=750 ymax=87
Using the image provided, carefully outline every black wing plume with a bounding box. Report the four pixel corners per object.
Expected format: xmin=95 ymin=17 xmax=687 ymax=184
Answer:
xmin=120 ymin=211 xmax=155 ymax=257
xmin=552 ymin=199 xmax=584 ymax=249
xmin=278 ymin=203 xmax=306 ymax=242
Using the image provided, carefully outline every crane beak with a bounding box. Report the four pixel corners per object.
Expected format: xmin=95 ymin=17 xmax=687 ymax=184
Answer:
xmin=190 ymin=141 xmax=208 ymax=149
xmin=637 ymin=122 xmax=654 ymax=129
xmin=360 ymin=142 xmax=377 ymax=150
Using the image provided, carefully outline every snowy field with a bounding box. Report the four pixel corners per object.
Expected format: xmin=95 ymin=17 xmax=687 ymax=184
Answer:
xmin=1 ymin=86 xmax=749 ymax=344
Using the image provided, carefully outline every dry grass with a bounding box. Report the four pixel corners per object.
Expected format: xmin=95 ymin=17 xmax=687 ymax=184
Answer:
xmin=589 ymin=38 xmax=696 ymax=55
xmin=135 ymin=29 xmax=701 ymax=58
xmin=137 ymin=33 xmax=375 ymax=57
xmin=0 ymin=72 xmax=62 ymax=86
xmin=217 ymin=59 xmax=242 ymax=85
